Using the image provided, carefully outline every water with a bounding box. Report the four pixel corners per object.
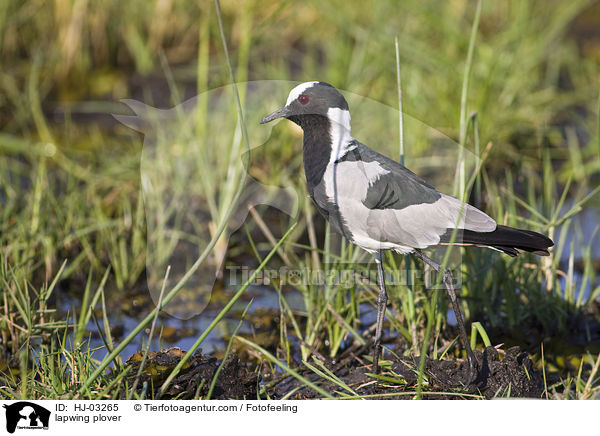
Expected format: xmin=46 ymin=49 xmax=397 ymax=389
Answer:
xmin=60 ymin=284 xmax=307 ymax=362
xmin=57 ymin=203 xmax=599 ymax=364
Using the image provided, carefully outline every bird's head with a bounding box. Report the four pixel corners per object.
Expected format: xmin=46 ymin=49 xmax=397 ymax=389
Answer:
xmin=260 ymin=81 xmax=349 ymax=128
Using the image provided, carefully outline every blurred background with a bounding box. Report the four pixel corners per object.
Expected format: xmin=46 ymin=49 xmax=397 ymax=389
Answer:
xmin=1 ymin=0 xmax=600 ymax=399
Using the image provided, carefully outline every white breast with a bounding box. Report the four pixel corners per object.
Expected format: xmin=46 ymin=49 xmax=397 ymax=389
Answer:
xmin=320 ymin=159 xmax=409 ymax=252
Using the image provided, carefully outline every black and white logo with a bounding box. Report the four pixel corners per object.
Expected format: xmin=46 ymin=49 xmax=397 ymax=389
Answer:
xmin=3 ymin=402 xmax=50 ymax=433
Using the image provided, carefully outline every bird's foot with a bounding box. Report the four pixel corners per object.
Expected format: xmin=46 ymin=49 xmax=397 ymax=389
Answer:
xmin=371 ymin=356 xmax=380 ymax=375
xmin=465 ymin=360 xmax=478 ymax=387
xmin=429 ymin=356 xmax=481 ymax=392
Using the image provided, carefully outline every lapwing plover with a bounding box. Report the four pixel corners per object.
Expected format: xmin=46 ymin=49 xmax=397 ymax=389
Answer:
xmin=260 ymin=81 xmax=553 ymax=385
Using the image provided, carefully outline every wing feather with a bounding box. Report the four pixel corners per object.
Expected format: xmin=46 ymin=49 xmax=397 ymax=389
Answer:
xmin=365 ymin=190 xmax=496 ymax=249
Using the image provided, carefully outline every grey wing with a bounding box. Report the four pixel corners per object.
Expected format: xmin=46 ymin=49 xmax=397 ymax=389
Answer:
xmin=365 ymin=193 xmax=496 ymax=249
xmin=351 ymin=144 xmax=496 ymax=249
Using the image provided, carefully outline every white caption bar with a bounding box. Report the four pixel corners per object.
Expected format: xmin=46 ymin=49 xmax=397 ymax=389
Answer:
xmin=0 ymin=400 xmax=593 ymax=435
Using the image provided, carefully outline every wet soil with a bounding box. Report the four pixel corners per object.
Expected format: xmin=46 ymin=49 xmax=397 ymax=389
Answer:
xmin=125 ymin=342 xmax=542 ymax=400
xmin=265 ymin=344 xmax=542 ymax=399
xmin=125 ymin=348 xmax=259 ymax=399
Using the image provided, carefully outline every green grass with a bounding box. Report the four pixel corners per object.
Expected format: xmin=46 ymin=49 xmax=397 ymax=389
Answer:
xmin=1 ymin=0 xmax=600 ymax=399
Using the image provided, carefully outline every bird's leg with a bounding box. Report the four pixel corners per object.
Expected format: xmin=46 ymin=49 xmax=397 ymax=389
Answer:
xmin=372 ymin=250 xmax=388 ymax=374
xmin=412 ymin=250 xmax=478 ymax=386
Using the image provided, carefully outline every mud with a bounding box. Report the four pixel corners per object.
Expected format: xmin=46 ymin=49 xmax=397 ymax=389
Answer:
xmin=264 ymin=344 xmax=542 ymax=399
xmin=125 ymin=348 xmax=258 ymax=399
xmin=125 ymin=343 xmax=542 ymax=399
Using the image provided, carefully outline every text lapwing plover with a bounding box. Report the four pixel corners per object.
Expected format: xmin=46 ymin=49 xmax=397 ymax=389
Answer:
xmin=261 ymin=81 xmax=553 ymax=385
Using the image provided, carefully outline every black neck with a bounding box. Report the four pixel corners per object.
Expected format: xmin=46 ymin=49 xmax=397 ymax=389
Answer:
xmin=289 ymin=114 xmax=332 ymax=190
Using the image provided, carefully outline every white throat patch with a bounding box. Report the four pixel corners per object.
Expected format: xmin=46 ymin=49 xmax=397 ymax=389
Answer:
xmin=327 ymin=107 xmax=353 ymax=162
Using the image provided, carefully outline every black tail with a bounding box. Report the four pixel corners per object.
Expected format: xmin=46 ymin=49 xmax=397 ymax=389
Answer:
xmin=459 ymin=225 xmax=554 ymax=257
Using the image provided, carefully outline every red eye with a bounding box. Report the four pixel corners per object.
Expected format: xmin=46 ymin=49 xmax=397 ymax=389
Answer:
xmin=298 ymin=95 xmax=309 ymax=105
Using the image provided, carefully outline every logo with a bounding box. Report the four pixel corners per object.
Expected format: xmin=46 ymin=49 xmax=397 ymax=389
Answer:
xmin=2 ymin=402 xmax=50 ymax=433
xmin=111 ymin=80 xmax=479 ymax=318
xmin=112 ymin=82 xmax=299 ymax=320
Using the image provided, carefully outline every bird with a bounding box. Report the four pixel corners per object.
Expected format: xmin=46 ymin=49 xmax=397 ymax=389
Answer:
xmin=260 ymin=81 xmax=553 ymax=385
